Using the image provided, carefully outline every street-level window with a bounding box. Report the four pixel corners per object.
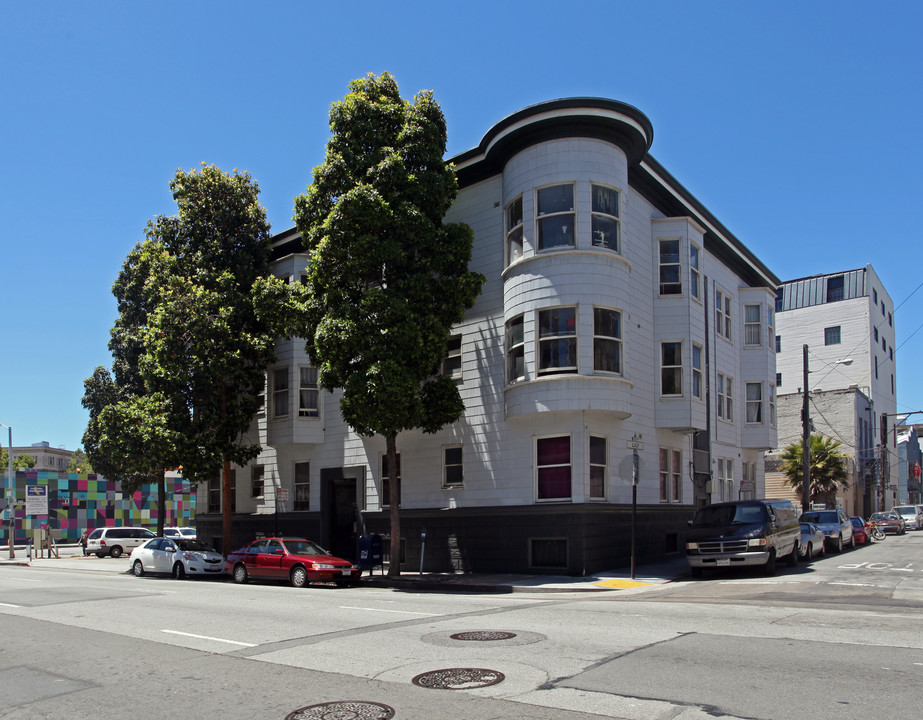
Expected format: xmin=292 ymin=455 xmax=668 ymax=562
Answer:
xmin=659 ymin=238 xmax=681 ymax=295
xmin=536 ymin=183 xmax=575 ymax=250
xmin=659 ymin=449 xmax=682 ymax=503
xmin=661 ymin=341 xmax=682 ymax=396
xmin=299 ymin=366 xmax=319 ymax=417
xmin=294 ymin=461 xmax=310 ymax=511
xmin=536 ymin=435 xmax=571 ymax=501
xmin=746 ymin=382 xmax=763 ymax=423
xmin=506 ymin=195 xmax=523 ymax=265
xmin=443 ymin=446 xmax=463 ymax=488
xmin=591 ymin=184 xmax=619 ymax=251
xmin=593 ymin=307 xmax=621 ymax=374
xmin=506 ymin=315 xmax=524 ymax=384
xmin=589 ymin=435 xmax=607 ymax=500
xmin=538 ymin=307 xmax=577 ymax=375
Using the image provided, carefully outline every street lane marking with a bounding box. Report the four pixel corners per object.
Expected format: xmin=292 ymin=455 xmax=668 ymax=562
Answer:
xmin=0 ymin=602 xmax=21 ymax=608
xmin=161 ymin=629 xmax=255 ymax=647
xmin=339 ymin=605 xmax=444 ymax=616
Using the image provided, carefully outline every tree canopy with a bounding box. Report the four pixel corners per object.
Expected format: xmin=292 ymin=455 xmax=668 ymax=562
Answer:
xmin=780 ymin=434 xmax=849 ymax=507
xmin=292 ymin=72 xmax=484 ymax=575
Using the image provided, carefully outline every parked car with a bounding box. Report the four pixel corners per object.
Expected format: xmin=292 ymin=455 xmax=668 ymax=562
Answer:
xmin=163 ymin=526 xmax=197 ymax=540
xmin=226 ymin=537 xmax=361 ymax=588
xmin=892 ymin=505 xmax=923 ymax=530
xmin=799 ymin=508 xmax=854 ymax=552
xmin=130 ymin=537 xmax=225 ymax=579
xmin=869 ymin=511 xmax=906 ymax=535
xmin=798 ymin=522 xmax=826 ymax=560
xmin=850 ymin=516 xmax=870 ymax=545
xmin=685 ymin=499 xmax=801 ymax=577
xmin=86 ymin=526 xmax=156 ymax=558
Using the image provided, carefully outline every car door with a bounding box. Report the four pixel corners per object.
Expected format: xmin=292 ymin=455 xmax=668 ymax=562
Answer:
xmin=153 ymin=540 xmax=177 ymax=573
xmin=243 ymin=540 xmax=267 ymax=578
xmin=256 ymin=539 xmax=287 ymax=580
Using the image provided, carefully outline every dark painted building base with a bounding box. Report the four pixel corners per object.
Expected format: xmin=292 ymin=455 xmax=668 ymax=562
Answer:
xmin=197 ymin=503 xmax=693 ymax=577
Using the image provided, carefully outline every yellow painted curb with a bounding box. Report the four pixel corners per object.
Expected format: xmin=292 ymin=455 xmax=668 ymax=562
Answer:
xmin=593 ymin=578 xmax=653 ymax=589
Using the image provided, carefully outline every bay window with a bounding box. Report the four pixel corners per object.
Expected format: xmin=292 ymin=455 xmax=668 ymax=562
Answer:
xmin=538 ymin=307 xmax=577 ymax=375
xmin=506 ymin=195 xmax=523 ymax=265
xmin=660 ymin=341 xmax=683 ymax=396
xmin=506 ymin=315 xmax=525 ymax=383
xmin=591 ymin=184 xmax=619 ymax=251
xmin=536 ymin=183 xmax=574 ymax=250
xmin=659 ymin=239 xmax=681 ymax=295
xmin=593 ymin=307 xmax=621 ymax=374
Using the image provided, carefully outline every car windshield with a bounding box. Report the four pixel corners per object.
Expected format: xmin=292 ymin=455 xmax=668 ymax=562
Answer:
xmin=894 ymin=507 xmax=915 ymax=515
xmin=870 ymin=513 xmax=893 ymax=521
xmin=179 ymin=528 xmax=196 ymax=536
xmin=176 ymin=539 xmax=214 ymax=552
xmin=800 ymin=511 xmax=839 ymax=524
xmin=693 ymin=504 xmax=765 ymax=527
xmin=283 ymin=539 xmax=330 ymax=556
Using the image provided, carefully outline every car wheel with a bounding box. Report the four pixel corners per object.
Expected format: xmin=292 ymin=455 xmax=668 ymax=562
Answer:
xmin=233 ymin=564 xmax=248 ymax=584
xmin=804 ymin=544 xmax=812 ymax=562
xmin=786 ymin=544 xmax=799 ymax=567
xmin=833 ymin=536 xmax=843 ymax=553
xmin=290 ymin=565 xmax=308 ymax=588
xmin=763 ymin=550 xmax=777 ymax=576
xmin=172 ymin=562 xmax=186 ymax=580
xmin=96 ymin=552 xmax=105 ymax=559
xmin=110 ymin=546 xmax=123 ymax=559
xmin=133 ymin=560 xmax=144 ymax=577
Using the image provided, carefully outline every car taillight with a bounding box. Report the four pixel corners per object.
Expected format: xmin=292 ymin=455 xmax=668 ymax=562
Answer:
xmin=100 ymin=540 xmax=106 ymax=546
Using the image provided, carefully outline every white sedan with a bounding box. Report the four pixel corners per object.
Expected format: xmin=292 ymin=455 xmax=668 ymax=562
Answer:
xmin=129 ymin=537 xmax=225 ymax=579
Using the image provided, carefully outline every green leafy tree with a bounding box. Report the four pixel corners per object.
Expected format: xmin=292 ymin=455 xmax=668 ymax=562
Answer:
xmin=780 ymin=434 xmax=849 ymax=507
xmin=67 ymin=449 xmax=93 ymax=474
xmin=292 ymin=73 xmax=485 ymax=575
xmin=0 ymin=449 xmax=35 ymax=472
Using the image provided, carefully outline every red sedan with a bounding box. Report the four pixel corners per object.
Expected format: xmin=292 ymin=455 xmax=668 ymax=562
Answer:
xmin=226 ymin=537 xmax=361 ymax=588
xmin=850 ymin=517 xmax=870 ymax=545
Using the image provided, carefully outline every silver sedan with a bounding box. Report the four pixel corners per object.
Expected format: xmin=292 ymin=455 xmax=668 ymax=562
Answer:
xmin=129 ymin=537 xmax=225 ymax=579
xmin=798 ymin=522 xmax=826 ymax=561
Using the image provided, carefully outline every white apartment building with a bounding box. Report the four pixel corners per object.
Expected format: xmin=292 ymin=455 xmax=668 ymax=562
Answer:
xmin=7 ymin=442 xmax=74 ymax=473
xmin=197 ymin=98 xmax=779 ymax=575
xmin=773 ymin=265 xmax=897 ymax=515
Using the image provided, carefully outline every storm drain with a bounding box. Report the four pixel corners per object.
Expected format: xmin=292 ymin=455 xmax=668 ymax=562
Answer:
xmin=411 ymin=668 xmax=505 ymax=690
xmin=450 ymin=631 xmax=517 ymax=642
xmin=284 ymin=700 xmax=395 ymax=719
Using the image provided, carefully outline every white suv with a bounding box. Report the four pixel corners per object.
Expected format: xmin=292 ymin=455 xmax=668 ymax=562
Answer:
xmin=86 ymin=527 xmax=156 ymax=558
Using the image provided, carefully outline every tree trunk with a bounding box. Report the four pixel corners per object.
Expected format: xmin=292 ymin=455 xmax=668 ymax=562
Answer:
xmin=386 ymin=434 xmax=401 ymax=577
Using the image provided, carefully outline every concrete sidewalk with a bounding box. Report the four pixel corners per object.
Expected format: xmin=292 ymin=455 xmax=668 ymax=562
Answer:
xmin=0 ymin=543 xmax=689 ymax=593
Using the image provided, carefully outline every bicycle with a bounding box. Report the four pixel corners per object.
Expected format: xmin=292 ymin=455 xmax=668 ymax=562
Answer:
xmin=867 ymin=522 xmax=886 ymax=541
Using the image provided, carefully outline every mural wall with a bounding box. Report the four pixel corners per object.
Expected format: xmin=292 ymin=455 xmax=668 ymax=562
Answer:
xmin=0 ymin=471 xmax=197 ymax=543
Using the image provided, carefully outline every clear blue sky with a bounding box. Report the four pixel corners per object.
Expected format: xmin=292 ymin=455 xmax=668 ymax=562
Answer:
xmin=2 ymin=1 xmax=921 ymax=451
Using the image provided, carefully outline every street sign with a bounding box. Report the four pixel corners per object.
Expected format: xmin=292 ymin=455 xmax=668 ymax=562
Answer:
xmin=277 ymin=488 xmax=289 ymax=503
xmin=26 ymin=485 xmax=48 ymax=515
xmin=627 ymin=440 xmax=644 ymax=450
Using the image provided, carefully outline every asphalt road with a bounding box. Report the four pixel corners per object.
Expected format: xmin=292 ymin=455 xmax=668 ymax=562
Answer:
xmin=1 ymin=531 xmax=921 ymax=720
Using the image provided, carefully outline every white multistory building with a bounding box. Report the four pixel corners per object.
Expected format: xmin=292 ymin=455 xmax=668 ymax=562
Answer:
xmin=197 ymin=98 xmax=779 ymax=574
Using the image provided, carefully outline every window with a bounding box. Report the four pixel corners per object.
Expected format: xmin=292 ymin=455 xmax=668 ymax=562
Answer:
xmin=207 ymin=476 xmax=220 ymax=513
xmin=890 ymin=346 xmax=893 ymax=361
xmin=442 ymin=335 xmax=462 ymax=379
xmin=272 ymin=367 xmax=289 ymax=418
xmin=873 ymin=288 xmax=878 ymax=304
xmin=443 ymin=446 xmax=463 ymax=487
xmin=536 ymin=184 xmax=574 ymax=250
xmin=875 ymin=356 xmax=879 ymax=379
xmin=506 ymin=315 xmax=525 ymax=383
xmin=659 ymin=449 xmax=682 ymax=503
xmin=538 ymin=307 xmax=577 ymax=375
xmin=776 ymin=372 xmax=782 ymax=388
xmin=593 ymin=308 xmax=621 ymax=374
xmin=692 ymin=344 xmax=703 ymax=400
xmin=717 ymin=373 xmax=733 ymax=421
xmin=775 ymin=288 xmax=783 ymax=312
xmin=251 ymin=465 xmax=264 ymax=498
xmin=769 ymin=384 xmax=776 ymax=426
xmin=690 ymin=243 xmax=701 ymax=300
xmin=882 ymin=337 xmax=887 ymax=352
xmin=294 ymin=461 xmax=309 ymax=511
xmin=826 ymin=275 xmax=844 ymax=302
xmin=380 ymin=453 xmax=401 ymax=508
xmin=299 ymin=366 xmax=319 ymax=417
xmin=888 ymin=312 xmax=892 ymax=327
xmin=589 ymin=436 xmax=607 ymax=499
xmin=536 ymin=435 xmax=571 ymax=500
xmin=767 ymin=308 xmax=774 ymax=350
xmin=744 ymin=304 xmax=761 ymax=346
xmin=506 ymin=196 xmax=523 ymax=265
xmin=775 ymin=335 xmax=781 ymax=353
xmin=715 ymin=288 xmax=732 ymax=340
xmin=660 ymin=341 xmax=682 ymax=396
xmin=824 ymin=326 xmax=841 ymax=345
xmin=591 ymin=184 xmax=619 ymax=251
xmin=659 ymin=239 xmax=681 ymax=295
xmin=746 ymin=382 xmax=762 ymax=423
xmin=230 ymin=469 xmax=236 ymax=512
xmin=882 ymin=301 xmax=886 ymax=316
xmin=874 ymin=327 xmax=878 ymax=342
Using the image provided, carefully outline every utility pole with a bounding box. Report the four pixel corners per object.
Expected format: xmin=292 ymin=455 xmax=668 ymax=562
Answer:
xmin=801 ymin=345 xmax=811 ymax=513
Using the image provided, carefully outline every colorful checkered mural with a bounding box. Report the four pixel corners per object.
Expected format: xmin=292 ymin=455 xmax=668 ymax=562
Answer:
xmin=0 ymin=471 xmax=197 ymax=543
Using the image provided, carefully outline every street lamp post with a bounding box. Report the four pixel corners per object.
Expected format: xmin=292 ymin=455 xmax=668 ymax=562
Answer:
xmin=801 ymin=346 xmax=811 ymax=513
xmin=1 ymin=424 xmax=13 ymax=559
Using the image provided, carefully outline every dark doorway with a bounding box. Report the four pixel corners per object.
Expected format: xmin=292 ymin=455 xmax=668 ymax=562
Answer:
xmin=320 ymin=466 xmax=364 ymax=561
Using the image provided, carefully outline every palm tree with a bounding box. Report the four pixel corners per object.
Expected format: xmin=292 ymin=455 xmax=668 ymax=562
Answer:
xmin=780 ymin=434 xmax=849 ymax=507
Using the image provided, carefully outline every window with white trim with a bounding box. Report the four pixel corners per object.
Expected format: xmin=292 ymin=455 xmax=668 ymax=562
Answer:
xmin=593 ymin=307 xmax=621 ymax=374
xmin=692 ymin=344 xmax=703 ymax=400
xmin=591 ymin=184 xmax=619 ymax=251
xmin=207 ymin=476 xmax=220 ymax=513
xmin=506 ymin=195 xmax=523 ymax=265
xmin=251 ymin=465 xmax=264 ymax=498
xmin=536 ymin=435 xmax=571 ymax=501
xmin=589 ymin=435 xmax=607 ymax=500
xmin=744 ymin=304 xmax=761 ymax=346
xmin=443 ymin=445 xmax=463 ymax=488
xmin=299 ymin=366 xmax=319 ymax=417
xmin=717 ymin=373 xmax=733 ymax=421
xmin=690 ymin=243 xmax=701 ymax=300
xmin=660 ymin=341 xmax=683 ymax=396
xmin=715 ymin=287 xmax=732 ymax=341
xmin=538 ymin=307 xmax=577 ymax=375
xmin=659 ymin=238 xmax=682 ymax=295
xmin=442 ymin=335 xmax=462 ymax=379
xmin=536 ymin=183 xmax=574 ymax=250
xmin=506 ymin=315 xmax=524 ymax=384
xmin=769 ymin=384 xmax=776 ymax=426
xmin=659 ymin=448 xmax=682 ymax=503
xmin=380 ymin=452 xmax=401 ymax=508
xmin=746 ymin=382 xmax=763 ymax=423
xmin=767 ymin=307 xmax=774 ymax=350
xmin=294 ymin=461 xmax=310 ymax=511
xmin=825 ymin=326 xmax=841 ymax=345
xmin=272 ymin=367 xmax=289 ymax=418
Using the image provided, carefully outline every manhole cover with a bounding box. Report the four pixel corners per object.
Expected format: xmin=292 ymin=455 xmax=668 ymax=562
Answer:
xmin=412 ymin=667 xmax=505 ymax=690
xmin=450 ymin=631 xmax=517 ymax=642
xmin=284 ymin=700 xmax=395 ymax=719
